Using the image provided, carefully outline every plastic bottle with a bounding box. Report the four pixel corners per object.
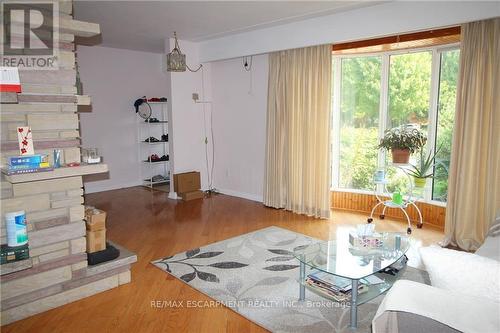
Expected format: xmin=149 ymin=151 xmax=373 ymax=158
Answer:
xmin=5 ymin=211 xmax=28 ymax=247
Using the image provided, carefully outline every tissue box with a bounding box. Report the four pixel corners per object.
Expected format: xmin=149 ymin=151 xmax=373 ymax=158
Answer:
xmin=349 ymin=232 xmax=384 ymax=248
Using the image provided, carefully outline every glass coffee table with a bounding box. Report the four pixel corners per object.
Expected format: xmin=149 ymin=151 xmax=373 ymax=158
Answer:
xmin=293 ymin=232 xmax=410 ymax=329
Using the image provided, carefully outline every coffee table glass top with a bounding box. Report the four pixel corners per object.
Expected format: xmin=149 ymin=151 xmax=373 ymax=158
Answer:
xmin=293 ymin=232 xmax=410 ymax=280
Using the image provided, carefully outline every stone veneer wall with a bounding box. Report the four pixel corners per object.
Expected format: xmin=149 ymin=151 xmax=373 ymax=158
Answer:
xmin=0 ymin=1 xmax=135 ymax=325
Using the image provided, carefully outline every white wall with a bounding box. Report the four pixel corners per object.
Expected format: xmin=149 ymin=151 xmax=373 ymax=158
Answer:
xmin=78 ymin=46 xmax=168 ymax=193
xmin=210 ymin=54 xmax=269 ymax=201
xmin=199 ymin=1 xmax=500 ymax=61
xmin=164 ymin=38 xmax=210 ymax=190
xmin=159 ymin=39 xmax=269 ymax=200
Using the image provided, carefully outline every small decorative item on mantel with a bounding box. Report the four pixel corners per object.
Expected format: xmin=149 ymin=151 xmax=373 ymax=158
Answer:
xmin=53 ymin=149 xmax=62 ymax=168
xmin=3 ymin=154 xmax=52 ymax=175
xmin=0 ymin=244 xmax=30 ymax=265
xmin=17 ymin=127 xmax=34 ymax=156
xmin=0 ymin=66 xmax=21 ymax=93
xmin=82 ymin=148 xmax=101 ymax=164
xmin=1 ymin=210 xmax=30 ymax=268
xmin=5 ymin=211 xmax=28 ymax=247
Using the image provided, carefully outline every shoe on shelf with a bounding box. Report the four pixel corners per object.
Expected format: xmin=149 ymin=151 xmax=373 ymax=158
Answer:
xmin=151 ymin=174 xmax=166 ymax=182
xmin=145 ymin=136 xmax=159 ymax=142
xmin=160 ymin=155 xmax=169 ymax=161
xmin=147 ymin=154 xmax=160 ymax=162
xmin=146 ymin=117 xmax=160 ymax=123
xmin=161 ymin=134 xmax=168 ymax=142
xmin=159 ymin=97 xmax=168 ymax=102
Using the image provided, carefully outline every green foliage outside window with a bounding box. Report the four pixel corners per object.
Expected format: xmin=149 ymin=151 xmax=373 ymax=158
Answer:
xmin=336 ymin=49 xmax=459 ymax=202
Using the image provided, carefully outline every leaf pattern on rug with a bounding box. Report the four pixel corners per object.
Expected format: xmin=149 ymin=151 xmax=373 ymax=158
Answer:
xmin=180 ymin=271 xmax=196 ymax=283
xmin=274 ymin=238 xmax=297 ymax=246
xmin=226 ymin=279 xmax=243 ymax=294
xmin=186 ymin=248 xmax=200 ymax=258
xmin=157 ymin=249 xmax=248 ymax=284
xmin=263 ymin=264 xmax=299 ymax=271
xmin=190 ymin=251 xmax=223 ymax=259
xmin=266 ymin=256 xmax=294 ymax=262
xmin=268 ymin=249 xmax=293 ymax=255
xmin=209 ymin=262 xmax=248 ymax=269
xmin=293 ymin=244 xmax=309 ymax=251
xmin=238 ymin=245 xmax=254 ymax=259
xmin=196 ymin=271 xmax=220 ymax=283
xmin=254 ymin=276 xmax=289 ymax=287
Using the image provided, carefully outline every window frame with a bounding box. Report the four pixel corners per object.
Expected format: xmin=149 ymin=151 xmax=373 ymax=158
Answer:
xmin=331 ymin=43 xmax=460 ymax=207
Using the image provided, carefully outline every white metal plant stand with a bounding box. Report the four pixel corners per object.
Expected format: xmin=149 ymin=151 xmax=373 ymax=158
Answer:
xmin=367 ymin=164 xmax=423 ymax=234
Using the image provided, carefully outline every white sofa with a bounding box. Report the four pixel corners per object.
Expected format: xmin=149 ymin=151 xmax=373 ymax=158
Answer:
xmin=372 ymin=221 xmax=500 ymax=333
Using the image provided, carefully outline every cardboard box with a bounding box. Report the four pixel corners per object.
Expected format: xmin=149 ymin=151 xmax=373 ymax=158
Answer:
xmin=86 ymin=229 xmax=106 ymax=253
xmin=85 ymin=207 xmax=106 ymax=231
xmin=180 ymin=190 xmax=204 ymax=201
xmin=174 ymin=171 xmax=201 ymax=194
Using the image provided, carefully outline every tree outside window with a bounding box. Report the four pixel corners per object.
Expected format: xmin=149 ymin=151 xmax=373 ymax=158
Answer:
xmin=333 ymin=47 xmax=459 ymax=203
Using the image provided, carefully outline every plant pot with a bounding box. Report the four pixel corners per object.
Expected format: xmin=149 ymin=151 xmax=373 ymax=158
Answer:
xmin=391 ymin=149 xmax=410 ymax=164
xmin=414 ymin=177 xmax=426 ymax=188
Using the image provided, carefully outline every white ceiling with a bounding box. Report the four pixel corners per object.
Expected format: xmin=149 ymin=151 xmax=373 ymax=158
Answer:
xmin=74 ymin=1 xmax=381 ymax=53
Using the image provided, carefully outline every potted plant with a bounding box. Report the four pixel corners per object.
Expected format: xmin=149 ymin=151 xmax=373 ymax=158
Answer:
xmin=407 ymin=145 xmax=441 ymax=188
xmin=378 ymin=125 xmax=426 ymax=163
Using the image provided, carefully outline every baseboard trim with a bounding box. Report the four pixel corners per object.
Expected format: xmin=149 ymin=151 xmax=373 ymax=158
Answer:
xmin=83 ymin=181 xmax=143 ymax=194
xmin=216 ymin=188 xmax=263 ymax=203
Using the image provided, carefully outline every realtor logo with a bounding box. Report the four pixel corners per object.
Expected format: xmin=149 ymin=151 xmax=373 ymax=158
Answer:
xmin=1 ymin=1 xmax=59 ymax=69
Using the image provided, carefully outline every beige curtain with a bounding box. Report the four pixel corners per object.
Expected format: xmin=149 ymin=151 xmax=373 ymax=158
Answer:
xmin=263 ymin=45 xmax=332 ymax=218
xmin=442 ymin=18 xmax=500 ymax=251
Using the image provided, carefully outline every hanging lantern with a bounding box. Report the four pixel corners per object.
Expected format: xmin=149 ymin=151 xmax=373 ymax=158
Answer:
xmin=167 ymin=32 xmax=186 ymax=72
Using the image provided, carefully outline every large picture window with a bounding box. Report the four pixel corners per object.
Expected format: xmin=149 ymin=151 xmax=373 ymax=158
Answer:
xmin=338 ymin=57 xmax=381 ymax=190
xmin=332 ymin=46 xmax=460 ymax=204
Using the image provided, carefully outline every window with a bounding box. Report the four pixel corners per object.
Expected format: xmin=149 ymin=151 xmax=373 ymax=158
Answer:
xmin=338 ymin=57 xmax=381 ymax=190
xmin=432 ymin=49 xmax=460 ymax=201
xmin=332 ymin=46 xmax=460 ymax=204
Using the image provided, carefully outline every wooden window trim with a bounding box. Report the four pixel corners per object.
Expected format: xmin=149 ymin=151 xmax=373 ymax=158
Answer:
xmin=332 ymin=26 xmax=460 ymax=54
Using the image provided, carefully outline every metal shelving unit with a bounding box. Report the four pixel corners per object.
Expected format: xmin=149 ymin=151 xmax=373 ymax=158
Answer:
xmin=137 ymin=102 xmax=170 ymax=189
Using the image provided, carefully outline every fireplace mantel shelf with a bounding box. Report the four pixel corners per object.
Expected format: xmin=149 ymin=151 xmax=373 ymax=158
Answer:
xmin=4 ymin=164 xmax=108 ymax=184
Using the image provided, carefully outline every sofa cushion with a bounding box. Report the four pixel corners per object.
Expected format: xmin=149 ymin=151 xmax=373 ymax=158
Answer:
xmin=475 ymin=236 xmax=500 ymax=261
xmin=419 ymin=245 xmax=500 ymax=303
xmin=373 ymin=280 xmax=500 ymax=333
xmin=476 ymin=214 xmax=500 ymax=261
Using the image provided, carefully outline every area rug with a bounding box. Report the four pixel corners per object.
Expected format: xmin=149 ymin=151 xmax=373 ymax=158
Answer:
xmin=152 ymin=226 xmax=429 ymax=333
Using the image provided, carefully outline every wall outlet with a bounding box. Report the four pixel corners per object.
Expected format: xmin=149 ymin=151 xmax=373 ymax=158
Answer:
xmin=192 ymin=93 xmax=199 ymax=101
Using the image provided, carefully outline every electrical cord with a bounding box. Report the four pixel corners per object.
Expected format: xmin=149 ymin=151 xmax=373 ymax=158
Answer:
xmin=200 ymin=66 xmax=216 ymax=193
xmin=187 ymin=64 xmax=203 ymax=72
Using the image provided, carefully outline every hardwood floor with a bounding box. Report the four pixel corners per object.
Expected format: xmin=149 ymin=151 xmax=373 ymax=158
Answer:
xmin=2 ymin=187 xmax=444 ymax=333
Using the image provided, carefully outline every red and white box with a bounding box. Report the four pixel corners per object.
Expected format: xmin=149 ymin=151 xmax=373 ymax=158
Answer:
xmin=0 ymin=67 xmax=22 ymax=93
